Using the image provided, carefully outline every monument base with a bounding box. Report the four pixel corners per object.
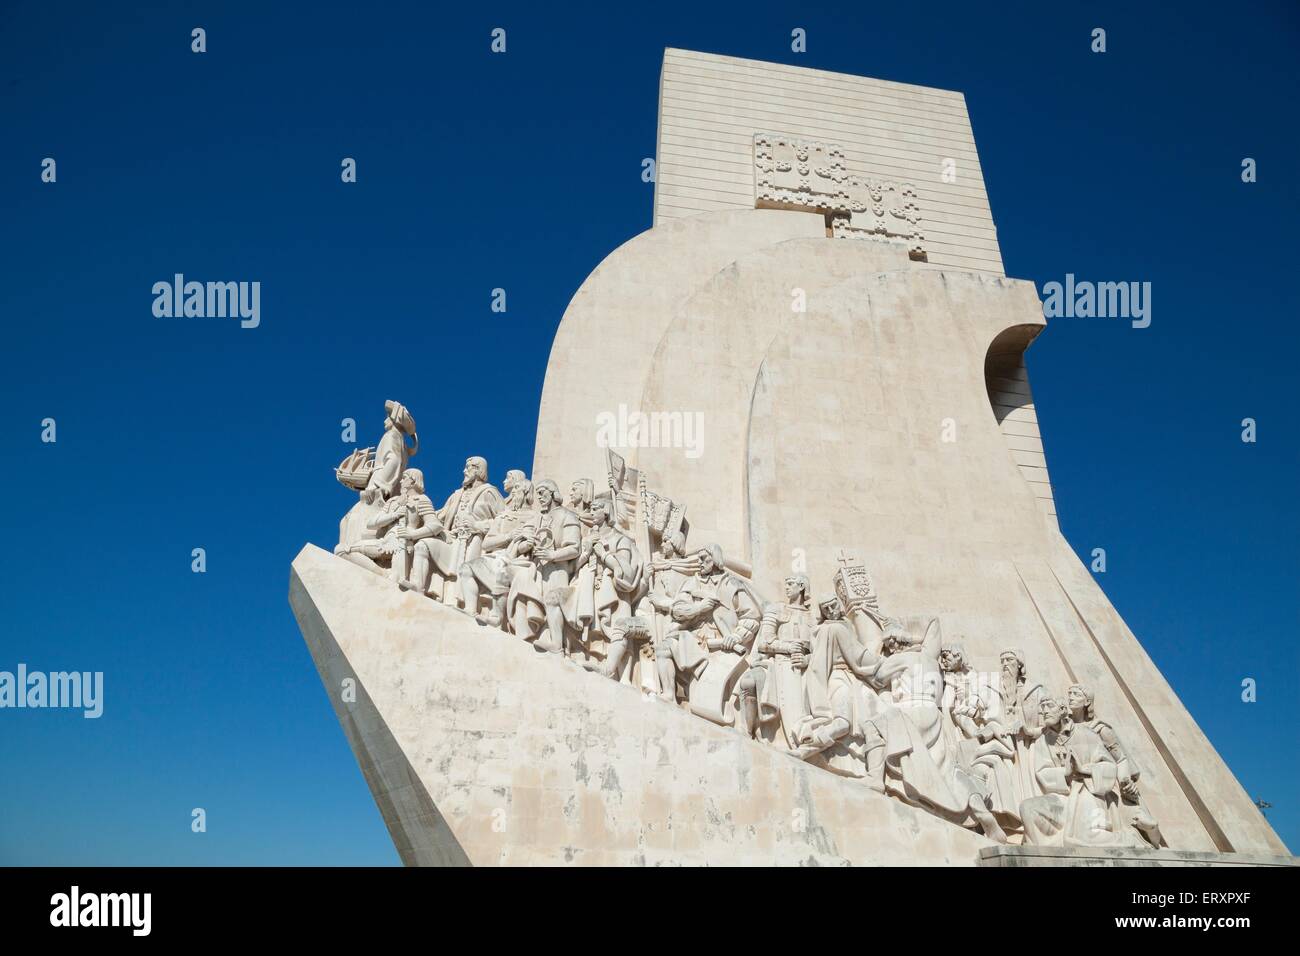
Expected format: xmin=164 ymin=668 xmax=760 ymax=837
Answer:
xmin=978 ymin=846 xmax=1299 ymax=867
xmin=290 ymin=543 xmax=998 ymax=866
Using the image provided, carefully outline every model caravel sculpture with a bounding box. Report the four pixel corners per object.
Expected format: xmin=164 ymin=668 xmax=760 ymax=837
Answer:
xmin=332 ymin=399 xmax=1165 ymax=851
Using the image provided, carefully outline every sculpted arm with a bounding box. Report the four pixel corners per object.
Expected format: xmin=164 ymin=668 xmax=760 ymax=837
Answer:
xmin=920 ymin=619 xmax=942 ymax=664
xmin=366 ymin=505 xmax=402 ymax=531
xmin=401 ymin=498 xmax=442 ymax=541
xmin=604 ymin=538 xmax=639 ymax=589
xmin=548 ymin=516 xmax=582 ymax=564
xmin=757 ymin=603 xmax=784 ymax=654
xmin=1096 ymin=722 xmax=1139 ymax=785
xmin=734 ymin=586 xmax=763 ymax=623
xmin=473 ymin=488 xmax=504 ymax=522
xmin=1033 ymin=739 xmax=1070 ymax=796
xmin=844 ymin=605 xmax=885 ymax=657
xmin=646 ymin=573 xmax=676 ymax=612
xmin=672 ymin=590 xmax=716 ymax=626
xmin=366 ymin=438 xmax=403 ymax=498
xmin=1021 ymin=685 xmax=1047 ymax=739
xmin=480 ymin=523 xmax=515 ymax=553
xmin=834 ymin=621 xmax=882 ymax=682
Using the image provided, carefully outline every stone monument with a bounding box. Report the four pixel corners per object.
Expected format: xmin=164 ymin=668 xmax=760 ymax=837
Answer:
xmin=290 ymin=49 xmax=1293 ymax=866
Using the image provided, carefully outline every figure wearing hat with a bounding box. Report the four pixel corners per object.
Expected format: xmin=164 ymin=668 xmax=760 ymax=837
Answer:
xmin=365 ymin=400 xmax=418 ymax=503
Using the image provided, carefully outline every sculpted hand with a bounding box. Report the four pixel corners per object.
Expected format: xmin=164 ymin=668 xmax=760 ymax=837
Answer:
xmin=534 ymin=546 xmax=553 ymax=563
xmin=721 ymin=634 xmax=737 ymax=652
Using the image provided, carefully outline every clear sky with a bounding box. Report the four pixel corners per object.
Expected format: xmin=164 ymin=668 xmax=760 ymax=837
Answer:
xmin=1 ymin=1 xmax=1296 ymax=864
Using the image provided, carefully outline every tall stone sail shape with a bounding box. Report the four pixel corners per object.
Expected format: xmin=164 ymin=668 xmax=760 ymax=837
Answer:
xmin=293 ymin=49 xmax=1290 ymax=865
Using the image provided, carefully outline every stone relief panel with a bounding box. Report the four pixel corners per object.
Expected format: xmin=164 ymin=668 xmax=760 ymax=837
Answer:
xmin=832 ymin=178 xmax=925 ymax=258
xmin=753 ymin=132 xmax=848 ymax=212
xmin=753 ymin=131 xmax=928 ymax=261
xmin=329 ymin=399 xmax=1167 ymax=851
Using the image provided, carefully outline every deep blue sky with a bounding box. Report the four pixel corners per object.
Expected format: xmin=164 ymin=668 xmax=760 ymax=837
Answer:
xmin=1 ymin=1 xmax=1296 ymax=864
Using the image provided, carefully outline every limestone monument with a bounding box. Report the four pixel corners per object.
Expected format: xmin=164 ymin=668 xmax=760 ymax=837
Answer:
xmin=291 ymin=49 xmax=1293 ymax=866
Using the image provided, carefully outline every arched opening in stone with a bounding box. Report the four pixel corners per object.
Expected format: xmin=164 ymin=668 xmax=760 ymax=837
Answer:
xmin=984 ymin=325 xmax=1057 ymax=525
xmin=984 ymin=325 xmax=1041 ymax=424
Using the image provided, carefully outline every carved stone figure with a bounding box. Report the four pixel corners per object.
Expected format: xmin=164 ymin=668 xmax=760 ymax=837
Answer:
xmin=575 ymin=497 xmax=647 ymax=678
xmin=365 ymin=400 xmax=418 ymax=503
xmin=736 ymin=574 xmax=816 ymax=746
xmin=402 ymin=457 xmax=503 ymax=603
xmin=334 ymin=400 xmax=418 ymax=557
xmin=630 ymin=531 xmax=696 ymax=694
xmin=567 ymin=478 xmax=595 ymax=536
xmin=527 ymin=479 xmax=584 ymax=655
xmin=982 ymin=648 xmax=1047 ymax=817
xmin=793 ymin=600 xmax=892 ymax=783
xmin=1066 ymin=683 xmax=1162 ymax=847
xmin=351 ymin=468 xmax=433 ymax=589
xmin=866 ymin=619 xmax=1007 ymax=842
xmin=665 ymin=545 xmax=763 ymax=723
xmin=1019 ymin=696 xmax=1151 ymax=849
xmin=940 ymin=643 xmax=1019 ymax=825
xmin=338 ymin=472 xmax=415 ymax=577
xmin=459 ymin=469 xmax=537 ymax=627
xmin=640 ymin=533 xmax=694 ymax=623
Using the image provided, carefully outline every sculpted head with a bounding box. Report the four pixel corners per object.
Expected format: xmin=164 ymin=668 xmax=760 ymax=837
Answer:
xmin=999 ymin=648 xmax=1026 ymax=683
xmin=503 ymin=469 xmax=532 ymax=508
xmin=698 ymin=544 xmax=725 ymax=576
xmin=939 ymin=643 xmax=968 ymax=673
xmin=1039 ymin=696 xmax=1067 ymax=730
xmin=400 ymin=468 xmax=424 ymax=495
xmin=384 ymin=400 xmax=416 ymax=437
xmin=818 ymin=596 xmax=844 ymax=621
xmin=463 ymin=456 xmax=488 ymax=488
xmin=535 ymin=479 xmax=560 ymax=511
xmin=1067 ymin=684 xmax=1095 ymax=721
xmin=659 ymin=530 xmax=686 ymax=559
xmin=568 ymin=478 xmax=594 ymax=510
xmin=590 ymin=496 xmax=614 ymax=528
xmin=783 ymin=574 xmax=810 ymax=606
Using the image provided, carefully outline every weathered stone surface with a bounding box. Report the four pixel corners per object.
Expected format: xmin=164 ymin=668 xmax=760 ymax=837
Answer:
xmin=978 ymin=846 xmax=1298 ymax=868
xmin=526 ymin=49 xmax=1289 ymax=861
xmin=290 ymin=543 xmax=991 ymax=866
